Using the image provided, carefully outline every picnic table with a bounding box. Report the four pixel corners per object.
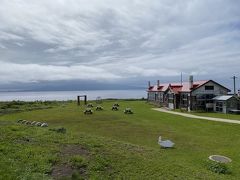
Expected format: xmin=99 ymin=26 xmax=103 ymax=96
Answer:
xmin=87 ymin=103 xmax=94 ymax=108
xmin=84 ymin=108 xmax=93 ymax=114
xmin=113 ymin=103 xmax=120 ymax=107
xmin=96 ymin=106 xmax=103 ymax=111
xmin=124 ymin=108 xmax=133 ymax=114
xmin=112 ymin=106 xmax=119 ymax=111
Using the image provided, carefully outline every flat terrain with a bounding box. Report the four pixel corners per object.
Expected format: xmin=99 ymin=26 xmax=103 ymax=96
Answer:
xmin=0 ymin=100 xmax=240 ymax=179
xmin=189 ymin=112 xmax=240 ymax=121
xmin=174 ymin=109 xmax=240 ymax=121
xmin=153 ymin=108 xmax=240 ymax=124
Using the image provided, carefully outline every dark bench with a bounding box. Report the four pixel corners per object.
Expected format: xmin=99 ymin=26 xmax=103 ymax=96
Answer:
xmin=229 ymin=109 xmax=240 ymax=114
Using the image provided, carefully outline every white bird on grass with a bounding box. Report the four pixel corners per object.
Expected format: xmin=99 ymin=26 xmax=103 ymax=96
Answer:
xmin=158 ymin=136 xmax=175 ymax=148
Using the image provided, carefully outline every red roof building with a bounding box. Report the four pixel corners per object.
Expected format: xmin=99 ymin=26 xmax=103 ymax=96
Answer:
xmin=147 ymin=77 xmax=230 ymax=111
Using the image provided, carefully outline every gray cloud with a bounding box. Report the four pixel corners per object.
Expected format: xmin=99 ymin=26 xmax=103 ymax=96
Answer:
xmin=0 ymin=0 xmax=240 ymax=84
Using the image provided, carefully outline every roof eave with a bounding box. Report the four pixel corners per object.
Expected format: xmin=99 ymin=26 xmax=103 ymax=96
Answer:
xmin=191 ymin=80 xmax=231 ymax=93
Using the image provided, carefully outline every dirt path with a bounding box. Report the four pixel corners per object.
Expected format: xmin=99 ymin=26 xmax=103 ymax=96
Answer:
xmin=152 ymin=108 xmax=240 ymax=125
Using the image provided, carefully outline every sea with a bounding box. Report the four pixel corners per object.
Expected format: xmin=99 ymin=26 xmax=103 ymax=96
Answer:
xmin=0 ymin=90 xmax=146 ymax=101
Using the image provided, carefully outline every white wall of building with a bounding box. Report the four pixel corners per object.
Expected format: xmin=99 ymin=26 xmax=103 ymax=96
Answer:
xmin=191 ymin=81 xmax=228 ymax=96
xmin=148 ymin=92 xmax=156 ymax=101
xmin=168 ymin=103 xmax=174 ymax=109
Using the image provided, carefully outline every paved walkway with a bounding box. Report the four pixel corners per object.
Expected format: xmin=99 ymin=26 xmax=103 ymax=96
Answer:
xmin=152 ymin=108 xmax=240 ymax=125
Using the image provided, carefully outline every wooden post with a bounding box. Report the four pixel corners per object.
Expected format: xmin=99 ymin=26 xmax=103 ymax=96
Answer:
xmin=84 ymin=95 xmax=87 ymax=105
xmin=77 ymin=95 xmax=87 ymax=106
xmin=77 ymin=96 xmax=80 ymax=105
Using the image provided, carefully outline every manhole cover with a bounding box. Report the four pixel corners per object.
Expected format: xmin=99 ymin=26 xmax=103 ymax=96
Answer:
xmin=209 ymin=155 xmax=232 ymax=163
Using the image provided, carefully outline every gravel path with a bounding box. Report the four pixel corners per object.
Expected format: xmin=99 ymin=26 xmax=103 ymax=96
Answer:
xmin=152 ymin=108 xmax=240 ymax=125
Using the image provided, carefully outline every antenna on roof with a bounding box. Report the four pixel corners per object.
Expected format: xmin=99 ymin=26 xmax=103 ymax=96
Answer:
xmin=180 ymin=72 xmax=183 ymax=86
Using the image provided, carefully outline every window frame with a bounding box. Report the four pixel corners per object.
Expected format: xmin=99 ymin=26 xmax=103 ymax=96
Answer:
xmin=205 ymin=85 xmax=214 ymax=90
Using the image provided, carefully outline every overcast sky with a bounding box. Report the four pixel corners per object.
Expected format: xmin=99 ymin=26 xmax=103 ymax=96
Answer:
xmin=0 ymin=0 xmax=240 ymax=90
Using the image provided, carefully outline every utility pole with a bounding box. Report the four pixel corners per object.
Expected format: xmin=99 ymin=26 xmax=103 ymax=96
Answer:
xmin=231 ymin=76 xmax=238 ymax=95
xmin=180 ymin=72 xmax=183 ymax=86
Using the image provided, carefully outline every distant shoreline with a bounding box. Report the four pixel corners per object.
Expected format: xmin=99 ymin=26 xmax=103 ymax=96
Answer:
xmin=0 ymin=89 xmax=146 ymax=102
xmin=0 ymin=98 xmax=146 ymax=103
xmin=0 ymin=89 xmax=145 ymax=93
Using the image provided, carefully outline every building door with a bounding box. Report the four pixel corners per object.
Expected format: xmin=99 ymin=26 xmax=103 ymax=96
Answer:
xmin=175 ymin=94 xmax=180 ymax=109
xmin=168 ymin=93 xmax=174 ymax=109
xmin=215 ymin=101 xmax=223 ymax=113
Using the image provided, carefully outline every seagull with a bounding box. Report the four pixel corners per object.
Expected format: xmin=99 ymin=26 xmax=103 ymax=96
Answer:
xmin=158 ymin=136 xmax=175 ymax=148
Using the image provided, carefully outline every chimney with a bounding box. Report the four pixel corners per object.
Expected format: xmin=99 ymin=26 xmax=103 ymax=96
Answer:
xmin=148 ymin=81 xmax=151 ymax=88
xmin=157 ymin=80 xmax=160 ymax=88
xmin=189 ymin=75 xmax=193 ymax=89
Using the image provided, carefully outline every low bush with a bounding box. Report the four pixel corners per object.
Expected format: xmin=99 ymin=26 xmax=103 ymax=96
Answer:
xmin=90 ymin=155 xmax=110 ymax=172
xmin=206 ymin=160 xmax=231 ymax=174
xmin=49 ymin=127 xmax=67 ymax=134
xmin=71 ymin=171 xmax=85 ymax=180
xmin=70 ymin=155 xmax=87 ymax=169
xmin=180 ymin=108 xmax=188 ymax=112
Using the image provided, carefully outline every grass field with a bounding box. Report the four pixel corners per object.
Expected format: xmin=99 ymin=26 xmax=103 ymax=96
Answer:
xmin=0 ymin=100 xmax=240 ymax=179
xmin=175 ymin=109 xmax=240 ymax=120
xmin=0 ymin=101 xmax=65 ymax=115
xmin=189 ymin=112 xmax=240 ymax=120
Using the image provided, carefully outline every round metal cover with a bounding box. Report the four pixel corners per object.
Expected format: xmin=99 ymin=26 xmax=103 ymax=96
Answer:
xmin=209 ymin=155 xmax=232 ymax=163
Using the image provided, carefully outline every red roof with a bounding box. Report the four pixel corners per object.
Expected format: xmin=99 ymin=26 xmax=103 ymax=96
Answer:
xmin=148 ymin=80 xmax=208 ymax=93
xmin=148 ymin=83 xmax=169 ymax=92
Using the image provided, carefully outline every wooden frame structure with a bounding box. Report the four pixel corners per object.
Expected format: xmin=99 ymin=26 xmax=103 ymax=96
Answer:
xmin=77 ymin=95 xmax=87 ymax=105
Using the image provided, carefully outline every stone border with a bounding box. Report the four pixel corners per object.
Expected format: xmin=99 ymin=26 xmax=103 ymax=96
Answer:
xmin=209 ymin=155 xmax=232 ymax=163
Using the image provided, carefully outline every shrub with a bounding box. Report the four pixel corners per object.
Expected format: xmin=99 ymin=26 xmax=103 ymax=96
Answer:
xmin=90 ymin=155 xmax=110 ymax=171
xmin=206 ymin=160 xmax=231 ymax=174
xmin=180 ymin=108 xmax=188 ymax=112
xmin=70 ymin=155 xmax=87 ymax=169
xmin=49 ymin=127 xmax=67 ymax=134
xmin=71 ymin=171 xmax=85 ymax=180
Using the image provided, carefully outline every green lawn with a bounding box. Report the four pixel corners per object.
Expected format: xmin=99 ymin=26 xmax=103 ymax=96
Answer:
xmin=175 ymin=109 xmax=240 ymax=120
xmin=0 ymin=100 xmax=240 ymax=179
xmin=190 ymin=112 xmax=240 ymax=120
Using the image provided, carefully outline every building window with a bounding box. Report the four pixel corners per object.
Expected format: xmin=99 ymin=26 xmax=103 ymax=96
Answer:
xmin=196 ymin=94 xmax=205 ymax=100
xmin=148 ymin=92 xmax=155 ymax=101
xmin=181 ymin=94 xmax=188 ymax=100
xmin=180 ymin=93 xmax=188 ymax=108
xmin=216 ymin=101 xmax=223 ymax=112
xmin=160 ymin=93 xmax=164 ymax=102
xmin=206 ymin=94 xmax=214 ymax=99
xmin=205 ymin=86 xmax=214 ymax=90
xmin=168 ymin=93 xmax=174 ymax=103
xmin=168 ymin=99 xmax=174 ymax=103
